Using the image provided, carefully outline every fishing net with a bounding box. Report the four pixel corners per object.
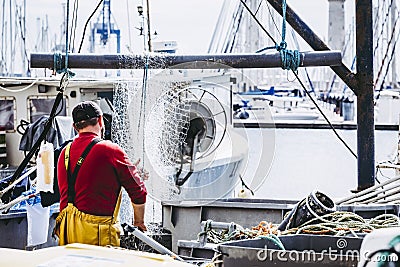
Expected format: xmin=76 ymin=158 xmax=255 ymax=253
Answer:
xmin=112 ymin=66 xmax=195 ymax=223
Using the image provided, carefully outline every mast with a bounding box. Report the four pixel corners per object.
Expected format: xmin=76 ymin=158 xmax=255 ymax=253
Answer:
xmin=391 ymin=0 xmax=397 ymax=88
xmin=1 ymin=0 xmax=5 ymax=74
xmin=146 ymin=0 xmax=152 ymax=52
xmin=9 ymin=0 xmax=13 ymax=75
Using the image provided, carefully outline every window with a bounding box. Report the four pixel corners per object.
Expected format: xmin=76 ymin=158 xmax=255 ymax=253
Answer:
xmin=28 ymin=96 xmax=67 ymax=122
xmin=0 ymin=97 xmax=16 ymax=131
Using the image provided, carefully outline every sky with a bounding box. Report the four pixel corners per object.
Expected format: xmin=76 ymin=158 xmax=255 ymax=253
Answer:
xmin=21 ymin=0 xmax=356 ymax=55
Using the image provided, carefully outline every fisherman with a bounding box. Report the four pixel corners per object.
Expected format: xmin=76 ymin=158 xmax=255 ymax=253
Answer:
xmin=54 ymin=101 xmax=147 ymax=246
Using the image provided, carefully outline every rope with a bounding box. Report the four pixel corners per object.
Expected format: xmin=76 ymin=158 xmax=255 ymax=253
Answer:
xmin=241 ymin=0 xmax=300 ymax=71
xmin=78 ymin=0 xmax=104 ymax=53
xmin=280 ymin=49 xmax=300 ymax=72
xmin=277 ymin=0 xmax=300 ymax=71
xmin=0 ymin=78 xmax=39 ymax=92
xmin=282 ymin=211 xmax=400 ymax=236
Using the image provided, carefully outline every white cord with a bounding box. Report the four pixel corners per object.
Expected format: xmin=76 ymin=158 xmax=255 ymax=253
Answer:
xmin=0 ymin=78 xmax=39 ymax=92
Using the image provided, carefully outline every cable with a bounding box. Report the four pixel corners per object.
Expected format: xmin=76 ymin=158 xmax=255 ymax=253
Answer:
xmin=373 ymin=0 xmax=395 ymax=57
xmin=69 ymin=0 xmax=79 ymax=52
xmin=0 ymin=79 xmax=39 ymax=92
xmin=15 ymin=5 xmax=30 ymax=75
xmin=240 ymin=0 xmax=277 ymax=46
xmin=78 ymin=0 xmax=104 ymax=53
xmin=242 ymin=0 xmax=357 ymax=159
xmin=373 ymin=11 xmax=400 ymax=90
xmin=376 ymin=13 xmax=400 ymax=90
xmin=16 ymin=119 xmax=30 ymax=135
xmin=292 ymin=71 xmax=357 ymax=158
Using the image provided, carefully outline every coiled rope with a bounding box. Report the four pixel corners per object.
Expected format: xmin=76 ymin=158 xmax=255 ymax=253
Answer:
xmin=197 ymin=212 xmax=400 ymax=245
xmin=282 ymin=212 xmax=400 ymax=237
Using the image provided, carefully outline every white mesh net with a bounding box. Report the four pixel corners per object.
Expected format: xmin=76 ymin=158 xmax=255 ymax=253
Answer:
xmin=112 ymin=70 xmax=195 ymax=223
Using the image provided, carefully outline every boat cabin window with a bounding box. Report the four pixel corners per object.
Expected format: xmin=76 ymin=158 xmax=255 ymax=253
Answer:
xmin=0 ymin=97 xmax=16 ymax=131
xmin=28 ymin=96 xmax=67 ymax=122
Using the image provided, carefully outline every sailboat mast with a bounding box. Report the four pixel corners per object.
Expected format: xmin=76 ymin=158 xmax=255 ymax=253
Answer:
xmin=9 ymin=0 xmax=13 ymax=75
xmin=146 ymin=0 xmax=152 ymax=52
xmin=391 ymin=0 xmax=397 ymax=88
xmin=1 ymin=0 xmax=5 ymax=74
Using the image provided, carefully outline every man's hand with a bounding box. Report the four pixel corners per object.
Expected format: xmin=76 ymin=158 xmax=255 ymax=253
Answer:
xmin=134 ymin=221 xmax=147 ymax=232
xmin=132 ymin=203 xmax=146 ymax=232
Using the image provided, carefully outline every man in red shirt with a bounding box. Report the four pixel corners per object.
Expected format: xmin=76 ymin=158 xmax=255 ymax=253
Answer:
xmin=54 ymin=101 xmax=147 ymax=246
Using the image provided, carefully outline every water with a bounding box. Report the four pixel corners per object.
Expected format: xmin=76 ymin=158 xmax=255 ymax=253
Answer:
xmin=241 ymin=128 xmax=398 ymax=201
xmin=126 ymin=127 xmax=397 ymax=224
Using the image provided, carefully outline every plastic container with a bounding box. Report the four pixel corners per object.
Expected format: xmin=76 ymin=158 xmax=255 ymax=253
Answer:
xmin=0 ymin=210 xmax=58 ymax=250
xmin=36 ymin=142 xmax=54 ymax=193
xmin=218 ymin=235 xmax=363 ymax=267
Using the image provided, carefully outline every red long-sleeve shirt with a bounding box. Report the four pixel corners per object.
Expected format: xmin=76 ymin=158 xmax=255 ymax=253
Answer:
xmin=58 ymin=132 xmax=147 ymax=216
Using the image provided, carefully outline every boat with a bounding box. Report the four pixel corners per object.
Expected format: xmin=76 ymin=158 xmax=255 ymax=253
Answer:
xmin=233 ymin=84 xmax=321 ymax=122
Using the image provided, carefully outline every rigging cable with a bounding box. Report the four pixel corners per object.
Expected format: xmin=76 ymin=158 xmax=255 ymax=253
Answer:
xmin=225 ymin=4 xmax=244 ymax=53
xmin=290 ymin=28 xmax=315 ymax=94
xmin=292 ymin=71 xmax=357 ymax=158
xmin=372 ymin=0 xmax=385 ymax=35
xmin=379 ymin=23 xmax=400 ymax=90
xmin=373 ymin=0 xmax=394 ymax=57
xmin=373 ymin=10 xmax=400 ymax=90
xmin=241 ymin=0 xmax=357 ymax=159
xmin=240 ymin=0 xmax=277 ymax=46
xmin=208 ymin=0 xmax=230 ymax=53
xmin=327 ymin=19 xmax=355 ymax=96
xmin=15 ymin=4 xmax=30 ymax=75
xmin=78 ymin=0 xmax=104 ymax=53
xmin=69 ymin=0 xmax=79 ymax=52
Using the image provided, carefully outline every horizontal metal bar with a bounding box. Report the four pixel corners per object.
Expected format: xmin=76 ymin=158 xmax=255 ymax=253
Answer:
xmin=30 ymin=51 xmax=342 ymax=70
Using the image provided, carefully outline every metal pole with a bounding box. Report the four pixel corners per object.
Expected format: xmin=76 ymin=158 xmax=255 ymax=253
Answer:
xmin=391 ymin=0 xmax=397 ymax=88
xmin=30 ymin=51 xmax=342 ymax=69
xmin=397 ymin=114 xmax=400 ymax=176
xmin=356 ymin=0 xmax=375 ymax=191
xmin=126 ymin=226 xmax=184 ymax=262
xmin=146 ymin=0 xmax=152 ymax=52
xmin=265 ymin=0 xmax=358 ymax=94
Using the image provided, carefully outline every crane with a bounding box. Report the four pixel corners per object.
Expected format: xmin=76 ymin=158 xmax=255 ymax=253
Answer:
xmin=90 ymin=0 xmax=120 ymax=53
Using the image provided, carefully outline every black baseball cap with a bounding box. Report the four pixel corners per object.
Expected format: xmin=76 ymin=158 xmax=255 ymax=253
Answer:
xmin=72 ymin=101 xmax=103 ymax=123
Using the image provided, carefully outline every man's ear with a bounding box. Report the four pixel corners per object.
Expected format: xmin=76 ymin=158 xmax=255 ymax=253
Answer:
xmin=98 ymin=116 xmax=104 ymax=127
xmin=72 ymin=123 xmax=78 ymax=132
